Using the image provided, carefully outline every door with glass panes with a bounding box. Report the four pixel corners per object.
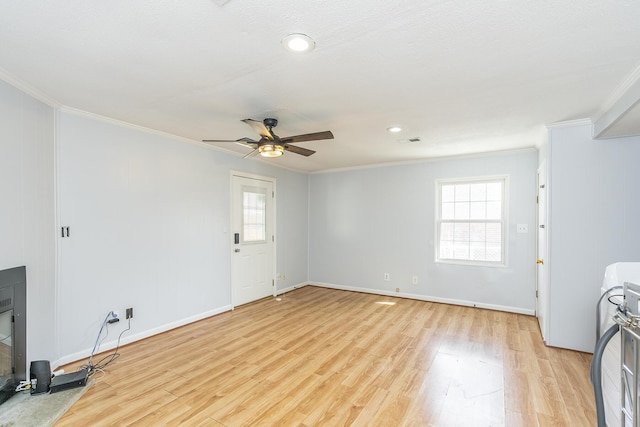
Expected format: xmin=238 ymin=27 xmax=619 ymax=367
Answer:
xmin=231 ymin=174 xmax=275 ymax=307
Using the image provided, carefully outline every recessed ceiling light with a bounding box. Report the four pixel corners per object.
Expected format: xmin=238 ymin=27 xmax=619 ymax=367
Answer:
xmin=282 ymin=33 xmax=315 ymax=53
xmin=387 ymin=126 xmax=402 ymax=133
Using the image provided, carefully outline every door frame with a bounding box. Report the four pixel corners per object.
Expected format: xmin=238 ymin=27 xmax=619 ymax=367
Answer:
xmin=229 ymin=171 xmax=277 ymax=309
xmin=536 ymin=161 xmax=549 ymax=342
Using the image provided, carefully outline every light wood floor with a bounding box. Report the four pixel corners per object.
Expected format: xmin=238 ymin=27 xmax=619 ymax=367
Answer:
xmin=57 ymin=286 xmax=595 ymax=426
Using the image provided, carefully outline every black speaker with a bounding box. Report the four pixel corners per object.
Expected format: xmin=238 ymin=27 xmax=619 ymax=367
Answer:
xmin=30 ymin=360 xmax=51 ymax=395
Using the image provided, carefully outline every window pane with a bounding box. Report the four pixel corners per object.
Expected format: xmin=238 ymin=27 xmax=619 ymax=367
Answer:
xmin=440 ymin=223 xmax=454 ymax=241
xmin=440 ymin=241 xmax=454 ymax=259
xmin=470 ymin=223 xmax=486 ymax=242
xmin=486 ymin=243 xmax=502 ymax=262
xmin=486 ymin=223 xmax=501 ymax=243
xmin=242 ymin=187 xmax=266 ymax=242
xmin=454 ymin=202 xmax=470 ymax=220
xmin=486 ymin=182 xmax=502 ymax=200
xmin=442 ymin=185 xmax=455 ymax=202
xmin=453 ymin=243 xmax=469 ymax=259
xmin=470 ymin=183 xmax=486 ymax=201
xmin=470 ymin=202 xmax=486 ymax=220
xmin=455 ymin=184 xmax=470 ymax=201
xmin=470 ymin=242 xmax=486 ymax=261
xmin=454 ymin=223 xmax=469 ymax=241
xmin=486 ymin=201 xmax=501 ymax=220
xmin=442 ymin=202 xmax=455 ymax=220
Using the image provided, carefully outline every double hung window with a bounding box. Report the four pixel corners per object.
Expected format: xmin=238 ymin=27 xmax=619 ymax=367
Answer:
xmin=436 ymin=176 xmax=507 ymax=266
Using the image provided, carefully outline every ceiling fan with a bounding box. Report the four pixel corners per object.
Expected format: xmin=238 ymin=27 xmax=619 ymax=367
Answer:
xmin=203 ymin=118 xmax=334 ymax=158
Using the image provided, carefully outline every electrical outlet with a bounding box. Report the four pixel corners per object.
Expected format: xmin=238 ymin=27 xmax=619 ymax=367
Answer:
xmin=126 ymin=307 xmax=133 ymax=319
xmin=395 ymin=287 xmax=400 ymax=292
xmin=384 ymin=273 xmax=390 ymax=281
xmin=412 ymin=276 xmax=418 ymax=285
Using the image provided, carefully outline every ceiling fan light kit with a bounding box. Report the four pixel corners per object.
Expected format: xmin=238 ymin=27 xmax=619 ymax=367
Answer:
xmin=258 ymin=143 xmax=284 ymax=157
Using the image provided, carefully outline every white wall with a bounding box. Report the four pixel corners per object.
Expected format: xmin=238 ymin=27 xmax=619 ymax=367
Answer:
xmin=545 ymin=121 xmax=640 ymax=352
xmin=309 ymin=150 xmax=538 ymax=313
xmin=0 ymin=79 xmax=56 ymax=366
xmin=55 ymin=110 xmax=310 ymax=364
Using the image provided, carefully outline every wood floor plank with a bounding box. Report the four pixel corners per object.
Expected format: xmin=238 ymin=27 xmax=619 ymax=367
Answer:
xmin=57 ymin=286 xmax=596 ymax=426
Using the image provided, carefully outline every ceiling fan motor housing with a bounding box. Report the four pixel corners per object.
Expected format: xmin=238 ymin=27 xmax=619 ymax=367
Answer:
xmin=263 ymin=118 xmax=278 ymax=129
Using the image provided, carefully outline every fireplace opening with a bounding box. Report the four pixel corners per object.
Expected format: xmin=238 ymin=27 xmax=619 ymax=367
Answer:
xmin=0 ymin=266 xmax=26 ymax=405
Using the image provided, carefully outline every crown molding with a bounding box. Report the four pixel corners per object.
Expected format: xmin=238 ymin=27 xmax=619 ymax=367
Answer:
xmin=311 ymin=147 xmax=538 ymax=175
xmin=545 ymin=118 xmax=593 ymax=130
xmin=592 ymin=62 xmax=640 ymax=139
xmin=0 ymin=67 xmax=61 ymax=108
xmin=594 ymin=61 xmax=640 ymax=122
xmin=59 ymin=107 xmax=310 ymax=174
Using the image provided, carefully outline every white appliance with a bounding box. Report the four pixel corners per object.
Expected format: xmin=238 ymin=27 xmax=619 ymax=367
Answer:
xmin=602 ymin=262 xmax=640 ymax=427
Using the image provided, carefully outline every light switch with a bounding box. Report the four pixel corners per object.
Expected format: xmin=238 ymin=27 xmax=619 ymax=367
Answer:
xmin=517 ymin=224 xmax=528 ymax=233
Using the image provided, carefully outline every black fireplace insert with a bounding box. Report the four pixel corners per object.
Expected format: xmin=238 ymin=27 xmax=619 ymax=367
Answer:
xmin=0 ymin=266 xmax=26 ymax=405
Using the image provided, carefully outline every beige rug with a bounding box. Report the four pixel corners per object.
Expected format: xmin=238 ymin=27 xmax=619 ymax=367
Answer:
xmin=0 ymin=378 xmax=93 ymax=427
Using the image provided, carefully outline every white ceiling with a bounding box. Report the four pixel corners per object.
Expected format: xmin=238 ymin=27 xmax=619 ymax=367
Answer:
xmin=1 ymin=0 xmax=640 ymax=172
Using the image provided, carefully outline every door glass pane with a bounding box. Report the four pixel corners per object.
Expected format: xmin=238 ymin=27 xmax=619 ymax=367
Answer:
xmin=242 ymin=186 xmax=267 ymax=242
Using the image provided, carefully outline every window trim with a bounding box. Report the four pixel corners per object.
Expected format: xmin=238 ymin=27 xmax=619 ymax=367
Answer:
xmin=435 ymin=175 xmax=509 ymax=267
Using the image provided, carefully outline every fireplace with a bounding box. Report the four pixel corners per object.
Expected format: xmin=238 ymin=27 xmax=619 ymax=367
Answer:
xmin=0 ymin=266 xmax=26 ymax=405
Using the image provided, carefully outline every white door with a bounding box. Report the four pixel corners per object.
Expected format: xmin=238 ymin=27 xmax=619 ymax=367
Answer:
xmin=231 ymin=174 xmax=275 ymax=307
xmin=536 ymin=163 xmax=549 ymax=342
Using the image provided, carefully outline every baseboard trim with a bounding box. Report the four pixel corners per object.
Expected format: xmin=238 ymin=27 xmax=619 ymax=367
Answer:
xmin=52 ymin=305 xmax=233 ymax=369
xmin=276 ymin=281 xmax=310 ymax=295
xmin=310 ymin=282 xmax=535 ymax=316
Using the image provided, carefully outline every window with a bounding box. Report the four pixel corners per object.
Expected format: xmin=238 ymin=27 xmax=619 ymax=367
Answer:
xmin=242 ymin=187 xmax=267 ymax=242
xmin=436 ymin=176 xmax=507 ymax=266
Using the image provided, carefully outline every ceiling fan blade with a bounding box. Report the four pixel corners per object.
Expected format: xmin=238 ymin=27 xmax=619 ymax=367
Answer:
xmin=242 ymin=119 xmax=272 ymax=140
xmin=237 ymin=137 xmax=258 ymax=143
xmin=202 ymin=137 xmax=257 ymax=144
xmin=243 ymin=148 xmax=261 ymax=159
xmin=280 ymin=130 xmax=334 ymax=144
xmin=236 ymin=142 xmax=258 ymax=150
xmin=283 ymin=144 xmax=316 ymax=157
xmin=202 ymin=137 xmax=258 ymax=153
xmin=234 ymin=137 xmax=259 ymax=149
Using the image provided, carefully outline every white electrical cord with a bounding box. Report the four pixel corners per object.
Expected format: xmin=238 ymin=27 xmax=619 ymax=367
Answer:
xmin=14 ymin=380 xmax=32 ymax=392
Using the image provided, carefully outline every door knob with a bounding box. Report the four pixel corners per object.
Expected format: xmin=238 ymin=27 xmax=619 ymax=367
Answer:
xmin=536 ymin=259 xmax=544 ymax=265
